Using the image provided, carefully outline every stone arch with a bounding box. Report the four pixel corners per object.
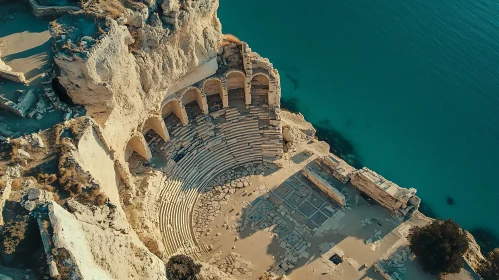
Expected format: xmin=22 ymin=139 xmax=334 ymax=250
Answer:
xmin=251 ymin=73 xmax=270 ymax=105
xmin=125 ymin=133 xmax=152 ymax=161
xmin=181 ymin=87 xmax=208 ymax=114
xmin=162 ymin=100 xmax=188 ymax=126
xmin=226 ymin=71 xmax=246 ymax=90
xmin=226 ymin=71 xmax=248 ymax=105
xmin=142 ymin=115 xmax=169 ymax=141
xmin=203 ymin=78 xmax=227 ymax=108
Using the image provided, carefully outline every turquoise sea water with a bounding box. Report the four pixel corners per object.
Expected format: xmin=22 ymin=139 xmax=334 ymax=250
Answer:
xmin=219 ymin=0 xmax=499 ymax=238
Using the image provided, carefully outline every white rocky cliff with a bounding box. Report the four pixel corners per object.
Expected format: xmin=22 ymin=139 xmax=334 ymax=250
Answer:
xmin=53 ymin=0 xmax=222 ymax=159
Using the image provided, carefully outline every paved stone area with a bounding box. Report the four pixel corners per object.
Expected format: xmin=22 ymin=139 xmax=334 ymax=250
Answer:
xmin=237 ymin=172 xmax=348 ymax=276
xmin=192 ymin=149 xmax=459 ymax=280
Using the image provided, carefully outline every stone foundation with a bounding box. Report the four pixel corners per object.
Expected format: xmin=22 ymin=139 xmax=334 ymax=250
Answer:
xmin=27 ymin=0 xmax=80 ymax=17
xmin=350 ymin=167 xmax=419 ymax=220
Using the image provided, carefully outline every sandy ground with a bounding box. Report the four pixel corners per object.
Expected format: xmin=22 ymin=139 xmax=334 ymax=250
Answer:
xmin=0 ymin=2 xmax=66 ymax=134
xmin=194 ymin=144 xmax=477 ymax=280
xmin=0 ymin=2 xmax=52 ymax=90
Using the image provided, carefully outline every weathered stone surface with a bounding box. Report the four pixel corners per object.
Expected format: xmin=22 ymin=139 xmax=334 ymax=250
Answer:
xmin=53 ymin=1 xmax=222 ymax=165
xmin=27 ymin=0 xmax=80 ymax=17
xmin=31 ymin=200 xmax=166 ymax=279
xmin=0 ymin=175 xmax=12 ymax=225
xmin=0 ymin=53 xmax=26 ymax=83
xmin=350 ymin=167 xmax=418 ymax=218
xmin=302 ymin=167 xmax=346 ymax=207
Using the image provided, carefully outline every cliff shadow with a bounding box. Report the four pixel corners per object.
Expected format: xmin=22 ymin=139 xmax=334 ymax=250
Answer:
xmin=314 ymin=120 xmax=362 ymax=169
xmin=280 ymin=98 xmax=363 ymax=169
xmin=280 ymin=97 xmax=300 ymax=114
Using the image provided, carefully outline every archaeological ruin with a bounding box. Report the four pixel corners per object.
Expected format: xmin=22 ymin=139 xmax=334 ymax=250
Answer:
xmin=0 ymin=1 xmax=486 ymax=279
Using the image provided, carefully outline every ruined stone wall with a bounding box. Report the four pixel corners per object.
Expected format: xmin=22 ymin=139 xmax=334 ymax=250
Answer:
xmin=27 ymin=0 xmax=80 ymax=17
xmin=350 ymin=167 xmax=416 ymax=212
xmin=302 ymin=167 xmax=346 ymax=207
xmin=315 ymin=154 xmax=357 ymax=184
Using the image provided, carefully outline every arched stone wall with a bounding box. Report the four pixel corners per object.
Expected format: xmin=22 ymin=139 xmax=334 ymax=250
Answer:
xmin=161 ymin=100 xmax=188 ymax=126
xmin=125 ymin=133 xmax=152 ymax=161
xmin=226 ymin=71 xmax=248 ymax=105
xmin=142 ymin=115 xmax=170 ymax=141
xmin=203 ymin=78 xmax=227 ymax=108
xmin=251 ymin=73 xmax=270 ymax=105
xmin=226 ymin=71 xmax=245 ymax=90
xmin=181 ymin=87 xmax=208 ymax=114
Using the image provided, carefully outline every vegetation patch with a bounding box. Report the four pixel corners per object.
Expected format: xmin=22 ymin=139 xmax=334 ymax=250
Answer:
xmin=1 ymin=217 xmax=28 ymax=255
xmin=478 ymin=249 xmax=499 ymax=280
xmin=10 ymin=178 xmax=23 ymax=191
xmin=38 ymin=173 xmax=58 ymax=185
xmin=409 ymin=219 xmax=469 ymax=276
xmin=166 ymin=254 xmax=202 ymax=280
xmin=53 ymin=247 xmax=75 ymax=279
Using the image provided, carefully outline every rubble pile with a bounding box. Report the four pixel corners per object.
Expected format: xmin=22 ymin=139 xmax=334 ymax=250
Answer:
xmin=193 ymin=164 xmax=265 ymax=238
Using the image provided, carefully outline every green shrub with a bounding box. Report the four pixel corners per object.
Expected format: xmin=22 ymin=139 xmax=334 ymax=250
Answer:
xmin=166 ymin=255 xmax=202 ymax=280
xmin=409 ymin=219 xmax=469 ymax=275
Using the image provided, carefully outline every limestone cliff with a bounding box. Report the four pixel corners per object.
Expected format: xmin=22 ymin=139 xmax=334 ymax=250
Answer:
xmin=52 ymin=0 xmax=222 ymax=159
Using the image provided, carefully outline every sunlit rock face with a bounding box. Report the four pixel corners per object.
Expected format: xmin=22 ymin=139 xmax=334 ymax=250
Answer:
xmin=52 ymin=0 xmax=222 ymax=158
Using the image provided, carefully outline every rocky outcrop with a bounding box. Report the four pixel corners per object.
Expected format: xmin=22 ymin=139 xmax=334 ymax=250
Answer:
xmin=0 ymin=174 xmax=12 ymax=225
xmin=464 ymin=231 xmax=486 ymax=272
xmin=280 ymin=110 xmax=329 ymax=155
xmin=123 ymin=171 xmax=167 ymax=260
xmin=0 ymin=51 xmax=26 ymax=84
xmin=52 ymin=0 xmax=222 ymax=162
xmin=22 ymin=188 xmax=166 ymax=280
xmin=2 ymin=1 xmax=489 ymax=279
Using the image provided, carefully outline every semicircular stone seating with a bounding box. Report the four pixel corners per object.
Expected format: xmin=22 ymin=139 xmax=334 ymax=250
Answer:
xmin=141 ymin=84 xmax=283 ymax=259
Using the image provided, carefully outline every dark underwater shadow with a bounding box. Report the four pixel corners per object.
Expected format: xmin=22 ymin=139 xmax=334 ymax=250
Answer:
xmin=280 ymin=98 xmax=363 ymax=169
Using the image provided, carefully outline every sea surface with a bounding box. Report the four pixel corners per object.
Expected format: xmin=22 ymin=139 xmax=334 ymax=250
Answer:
xmin=219 ymin=0 xmax=499 ymax=241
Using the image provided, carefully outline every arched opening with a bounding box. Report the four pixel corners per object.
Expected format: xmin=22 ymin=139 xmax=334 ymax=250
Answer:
xmin=226 ymin=71 xmax=245 ymax=106
xmin=181 ymin=88 xmax=207 ymax=117
xmin=203 ymin=79 xmax=224 ymax=109
xmin=251 ymin=74 xmax=270 ymax=105
xmin=162 ymin=100 xmax=186 ymax=127
xmin=125 ymin=134 xmax=152 ymax=162
xmin=142 ymin=116 xmax=169 ymax=142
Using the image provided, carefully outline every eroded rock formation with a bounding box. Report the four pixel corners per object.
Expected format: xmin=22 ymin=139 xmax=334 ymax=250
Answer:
xmin=52 ymin=0 xmax=222 ymax=160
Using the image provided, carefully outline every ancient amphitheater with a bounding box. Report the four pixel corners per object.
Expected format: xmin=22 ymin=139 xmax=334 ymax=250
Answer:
xmin=0 ymin=1 xmax=486 ymax=280
xmin=143 ymin=43 xmax=284 ymax=258
xmin=107 ymin=42 xmax=426 ymax=279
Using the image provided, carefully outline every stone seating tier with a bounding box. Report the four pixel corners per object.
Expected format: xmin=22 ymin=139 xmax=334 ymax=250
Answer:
xmin=148 ymin=102 xmax=280 ymax=258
